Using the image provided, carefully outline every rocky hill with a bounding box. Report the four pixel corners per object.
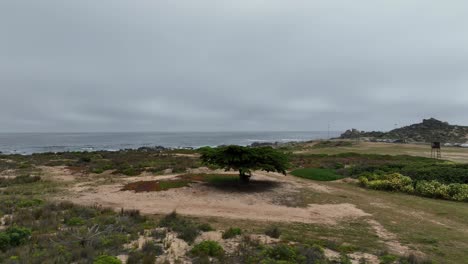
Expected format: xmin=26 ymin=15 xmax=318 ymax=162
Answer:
xmin=340 ymin=118 xmax=468 ymax=143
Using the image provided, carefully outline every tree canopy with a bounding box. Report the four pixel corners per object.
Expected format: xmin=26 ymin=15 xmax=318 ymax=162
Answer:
xmin=199 ymin=145 xmax=290 ymax=184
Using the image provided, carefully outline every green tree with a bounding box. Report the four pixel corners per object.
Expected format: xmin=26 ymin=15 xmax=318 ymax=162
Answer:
xmin=199 ymin=145 xmax=289 ymax=184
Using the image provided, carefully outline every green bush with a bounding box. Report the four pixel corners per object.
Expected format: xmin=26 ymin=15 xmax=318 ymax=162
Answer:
xmin=65 ymin=216 xmax=85 ymax=226
xmin=380 ymin=254 xmax=398 ymax=264
xmin=159 ymin=211 xmax=200 ymax=243
xmin=359 ymin=173 xmax=413 ymax=192
xmin=191 ymin=240 xmax=224 ymax=257
xmin=449 ymin=184 xmax=468 ymax=202
xmin=415 ymin=181 xmax=449 ymax=199
xmin=94 ymin=255 xmax=122 ymax=264
xmin=222 ymin=227 xmax=242 ymax=239
xmin=264 ymin=226 xmax=281 ymax=239
xmin=0 ymin=226 xmax=32 ymax=251
xmin=263 ymin=243 xmax=297 ymax=262
xmin=360 ymin=173 xmax=468 ymax=202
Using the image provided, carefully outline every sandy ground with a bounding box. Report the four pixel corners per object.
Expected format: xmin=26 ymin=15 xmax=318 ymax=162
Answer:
xmin=38 ymin=166 xmax=417 ymax=258
xmin=56 ymin=171 xmax=369 ymax=225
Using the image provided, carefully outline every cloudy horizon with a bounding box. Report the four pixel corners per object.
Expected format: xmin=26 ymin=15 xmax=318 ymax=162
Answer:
xmin=1 ymin=1 xmax=468 ymax=133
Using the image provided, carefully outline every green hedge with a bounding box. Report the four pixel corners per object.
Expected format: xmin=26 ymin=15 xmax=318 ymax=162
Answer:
xmin=359 ymin=173 xmax=468 ymax=202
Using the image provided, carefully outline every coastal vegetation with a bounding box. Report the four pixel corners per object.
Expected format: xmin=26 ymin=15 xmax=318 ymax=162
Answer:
xmin=290 ymin=168 xmax=344 ymax=181
xmin=200 ymin=145 xmax=290 ymax=184
xmin=0 ymin=141 xmax=467 ymax=263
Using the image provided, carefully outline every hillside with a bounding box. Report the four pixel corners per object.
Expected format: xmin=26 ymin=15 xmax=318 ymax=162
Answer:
xmin=340 ymin=118 xmax=468 ymax=143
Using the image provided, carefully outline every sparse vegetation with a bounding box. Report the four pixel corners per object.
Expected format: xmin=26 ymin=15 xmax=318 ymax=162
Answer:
xmin=190 ymin=240 xmax=224 ymax=258
xmin=264 ymin=225 xmax=281 ymax=239
xmin=0 ymin=175 xmax=41 ymax=187
xmin=222 ymin=227 xmax=242 ymax=239
xmin=158 ymin=211 xmax=201 ymax=243
xmin=0 ymin=143 xmax=467 ymax=263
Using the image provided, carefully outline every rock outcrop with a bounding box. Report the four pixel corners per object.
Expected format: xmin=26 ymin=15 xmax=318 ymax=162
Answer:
xmin=340 ymin=118 xmax=468 ymax=143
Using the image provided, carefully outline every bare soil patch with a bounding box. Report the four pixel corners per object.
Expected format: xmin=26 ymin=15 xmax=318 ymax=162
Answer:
xmin=39 ymin=166 xmax=77 ymax=182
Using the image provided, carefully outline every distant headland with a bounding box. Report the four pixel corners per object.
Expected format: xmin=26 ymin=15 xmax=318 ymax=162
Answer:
xmin=340 ymin=118 xmax=468 ymax=144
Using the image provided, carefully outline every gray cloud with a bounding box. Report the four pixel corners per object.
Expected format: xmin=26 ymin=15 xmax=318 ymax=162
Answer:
xmin=1 ymin=0 xmax=468 ymax=132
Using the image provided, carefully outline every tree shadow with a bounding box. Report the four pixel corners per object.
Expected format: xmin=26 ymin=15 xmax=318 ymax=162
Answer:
xmin=203 ymin=178 xmax=282 ymax=193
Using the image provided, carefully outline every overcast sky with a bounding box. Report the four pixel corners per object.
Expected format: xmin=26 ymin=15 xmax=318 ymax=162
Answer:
xmin=1 ymin=1 xmax=468 ymax=132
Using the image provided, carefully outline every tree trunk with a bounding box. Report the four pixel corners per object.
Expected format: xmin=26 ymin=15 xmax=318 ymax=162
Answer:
xmin=239 ymin=170 xmax=251 ymax=184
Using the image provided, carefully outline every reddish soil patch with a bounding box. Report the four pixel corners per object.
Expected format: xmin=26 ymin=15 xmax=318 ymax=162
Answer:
xmin=122 ymin=180 xmax=162 ymax=192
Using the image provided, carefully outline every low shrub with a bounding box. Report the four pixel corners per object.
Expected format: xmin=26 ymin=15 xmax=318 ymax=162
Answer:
xmin=94 ymin=255 xmax=122 ymax=264
xmin=0 ymin=175 xmax=41 ymax=187
xmin=151 ymin=229 xmax=167 ymax=241
xmin=190 ymin=240 xmax=224 ymax=257
xmin=380 ymin=254 xmax=398 ymax=264
xmin=264 ymin=226 xmax=281 ymax=239
xmin=65 ymin=216 xmax=85 ymax=226
xmin=222 ymin=227 xmax=242 ymax=239
xmin=263 ymin=243 xmax=297 ymax=262
xmin=141 ymin=241 xmax=163 ymax=255
xmin=360 ymin=173 xmax=468 ymax=202
xmin=198 ymin=223 xmax=214 ymax=232
xmin=159 ymin=211 xmax=200 ymax=243
xmin=0 ymin=226 xmax=32 ymax=251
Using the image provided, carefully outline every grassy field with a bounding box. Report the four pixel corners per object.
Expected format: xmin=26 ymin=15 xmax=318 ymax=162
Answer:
xmin=295 ymin=141 xmax=468 ymax=163
xmin=290 ymin=168 xmax=344 ymax=181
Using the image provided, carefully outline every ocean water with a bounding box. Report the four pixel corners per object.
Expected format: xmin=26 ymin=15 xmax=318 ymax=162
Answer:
xmin=0 ymin=131 xmax=341 ymax=155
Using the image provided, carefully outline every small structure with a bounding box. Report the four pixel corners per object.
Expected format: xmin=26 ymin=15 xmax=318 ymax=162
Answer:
xmin=431 ymin=142 xmax=442 ymax=159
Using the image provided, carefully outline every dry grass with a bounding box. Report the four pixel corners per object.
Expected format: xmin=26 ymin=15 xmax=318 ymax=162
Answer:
xmin=296 ymin=141 xmax=468 ymax=163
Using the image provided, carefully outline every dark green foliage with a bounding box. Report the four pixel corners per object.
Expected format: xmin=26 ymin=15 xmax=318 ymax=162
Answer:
xmin=264 ymin=226 xmax=281 ymax=239
xmin=79 ymin=157 xmax=92 ymax=163
xmin=141 ymin=241 xmax=163 ymax=255
xmin=0 ymin=226 xmax=32 ymax=251
xmin=200 ymin=145 xmax=290 ymax=184
xmin=125 ymin=241 xmax=162 ymax=263
xmin=340 ymin=253 xmax=353 ymax=264
xmin=94 ymin=254 xmax=122 ymax=264
xmin=399 ymin=253 xmax=433 ymax=264
xmin=0 ymin=198 xmax=151 ymax=262
xmin=380 ymin=254 xmax=398 ymax=264
xmin=292 ymin=153 xmax=468 ymax=184
xmin=236 ymin=242 xmax=328 ymax=264
xmin=291 ymin=168 xmax=344 ymax=181
xmin=352 ymin=163 xmax=468 ymax=184
xmin=158 ymin=211 xmax=200 ymax=243
xmin=1 ymin=149 xmax=200 ymax=177
xmin=190 ymin=240 xmax=224 ymax=257
xmin=222 ymin=227 xmax=242 ymax=239
xmin=126 ymin=250 xmax=157 ymax=264
xmin=65 ymin=217 xmax=85 ymax=226
xmin=0 ymin=175 xmax=41 ymax=187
